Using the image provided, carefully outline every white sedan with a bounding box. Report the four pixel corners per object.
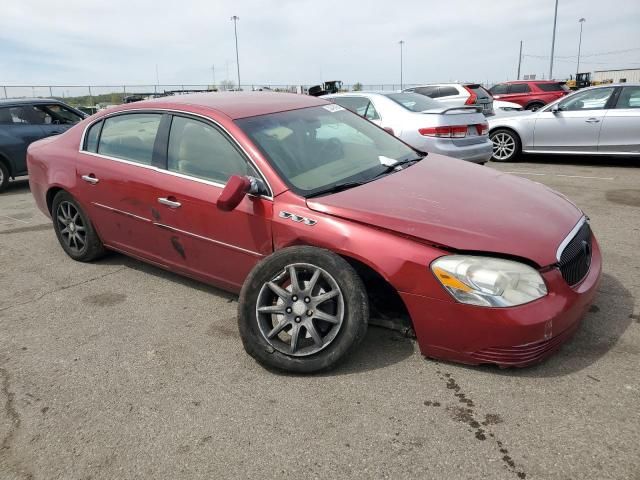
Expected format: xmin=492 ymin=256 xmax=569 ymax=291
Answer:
xmin=325 ymin=92 xmax=493 ymax=164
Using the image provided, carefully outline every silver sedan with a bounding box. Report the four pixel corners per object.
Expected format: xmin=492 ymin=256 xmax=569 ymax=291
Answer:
xmin=488 ymin=83 xmax=640 ymax=161
xmin=325 ymin=92 xmax=493 ymax=164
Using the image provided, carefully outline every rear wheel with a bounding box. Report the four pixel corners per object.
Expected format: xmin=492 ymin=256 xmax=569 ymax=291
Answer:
xmin=490 ymin=129 xmax=521 ymax=162
xmin=0 ymin=162 xmax=9 ymax=193
xmin=526 ymin=102 xmax=544 ymax=111
xmin=238 ymin=246 xmax=368 ymax=373
xmin=51 ymin=191 xmax=105 ymax=261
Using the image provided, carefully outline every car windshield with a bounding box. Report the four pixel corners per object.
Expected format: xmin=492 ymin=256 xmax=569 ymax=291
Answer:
xmin=383 ymin=92 xmax=441 ymax=112
xmin=236 ymin=105 xmax=420 ymax=196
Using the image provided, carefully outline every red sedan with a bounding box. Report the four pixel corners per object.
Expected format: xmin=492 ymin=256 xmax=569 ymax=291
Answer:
xmin=27 ymin=92 xmax=601 ymax=373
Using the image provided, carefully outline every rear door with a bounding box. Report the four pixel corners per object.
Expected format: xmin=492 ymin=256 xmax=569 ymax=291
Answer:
xmin=148 ymin=114 xmax=273 ymax=291
xmin=75 ymin=112 xmax=169 ymax=263
xmin=532 ymin=87 xmax=617 ymax=152
xmin=598 ymin=85 xmax=640 ymax=154
xmin=0 ymin=106 xmax=46 ymax=175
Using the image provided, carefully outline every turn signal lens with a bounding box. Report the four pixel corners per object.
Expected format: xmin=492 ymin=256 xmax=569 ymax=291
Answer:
xmin=431 ymin=256 xmax=547 ymax=307
xmin=476 ymin=123 xmax=489 ymax=135
xmin=419 ymin=125 xmax=468 ymax=138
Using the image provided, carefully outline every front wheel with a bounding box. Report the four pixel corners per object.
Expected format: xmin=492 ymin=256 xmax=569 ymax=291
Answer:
xmin=238 ymin=246 xmax=369 ymax=373
xmin=490 ymin=129 xmax=521 ymax=162
xmin=526 ymin=102 xmax=544 ymax=111
xmin=0 ymin=162 xmax=9 ymax=193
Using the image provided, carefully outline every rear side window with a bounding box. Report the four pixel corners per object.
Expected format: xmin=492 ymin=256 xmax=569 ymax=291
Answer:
xmin=537 ymin=83 xmax=566 ymax=92
xmin=84 ymin=120 xmax=103 ymax=153
xmin=414 ymin=86 xmax=439 ymax=97
xmin=438 ymin=86 xmax=459 ymax=97
xmin=167 ymin=116 xmax=255 ymax=184
xmin=466 ymin=85 xmax=491 ymax=99
xmin=489 ymin=84 xmax=508 ymax=95
xmin=332 ymin=97 xmax=380 ymax=121
xmin=97 ymin=114 xmax=162 ymax=165
xmin=0 ymin=108 xmax=16 ymax=124
xmin=509 ymin=84 xmax=531 ymax=94
xmin=615 ymin=86 xmax=640 ymax=109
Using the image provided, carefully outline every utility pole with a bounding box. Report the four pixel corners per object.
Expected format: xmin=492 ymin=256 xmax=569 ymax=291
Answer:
xmin=517 ymin=40 xmax=523 ymax=80
xmin=576 ymin=18 xmax=586 ymax=76
xmin=399 ymin=40 xmax=405 ymax=90
xmin=211 ymin=64 xmax=215 ymax=87
xmin=231 ymin=16 xmax=241 ymax=89
xmin=549 ymin=0 xmax=559 ymax=80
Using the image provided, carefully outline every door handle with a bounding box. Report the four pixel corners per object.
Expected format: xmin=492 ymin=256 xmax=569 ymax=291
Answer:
xmin=81 ymin=174 xmax=99 ymax=184
xmin=585 ymin=118 xmax=601 ymax=123
xmin=158 ymin=197 xmax=181 ymax=208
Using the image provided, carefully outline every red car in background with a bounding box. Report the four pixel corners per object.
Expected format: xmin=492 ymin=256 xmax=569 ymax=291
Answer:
xmin=489 ymin=80 xmax=570 ymax=111
xmin=27 ymin=92 xmax=600 ymax=373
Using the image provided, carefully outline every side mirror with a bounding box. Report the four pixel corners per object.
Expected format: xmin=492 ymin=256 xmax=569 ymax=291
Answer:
xmin=551 ymin=104 xmax=561 ymax=113
xmin=217 ymin=175 xmax=251 ymax=211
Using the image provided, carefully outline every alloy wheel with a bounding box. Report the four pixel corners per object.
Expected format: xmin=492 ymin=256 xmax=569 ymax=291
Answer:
xmin=56 ymin=201 xmax=87 ymax=253
xmin=256 ymin=263 xmax=345 ymax=357
xmin=492 ymin=132 xmax=516 ymax=160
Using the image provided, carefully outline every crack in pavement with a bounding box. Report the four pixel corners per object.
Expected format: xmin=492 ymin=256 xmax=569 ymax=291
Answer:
xmin=0 ymin=366 xmax=34 ymax=479
xmin=0 ymin=267 xmax=127 ymax=313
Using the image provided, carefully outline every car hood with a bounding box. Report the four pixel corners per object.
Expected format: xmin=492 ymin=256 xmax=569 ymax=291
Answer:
xmin=306 ymin=154 xmax=583 ymax=267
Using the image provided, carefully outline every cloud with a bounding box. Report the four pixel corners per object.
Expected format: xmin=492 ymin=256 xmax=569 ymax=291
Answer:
xmin=1 ymin=0 xmax=639 ymax=88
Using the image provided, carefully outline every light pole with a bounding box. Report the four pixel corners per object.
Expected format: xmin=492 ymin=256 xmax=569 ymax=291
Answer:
xmin=231 ymin=16 xmax=241 ymax=90
xmin=549 ymin=0 xmax=559 ymax=80
xmin=399 ymin=40 xmax=405 ymax=90
xmin=576 ymin=18 xmax=586 ymax=76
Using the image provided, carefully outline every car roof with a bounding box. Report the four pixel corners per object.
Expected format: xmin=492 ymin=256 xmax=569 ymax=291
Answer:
xmin=136 ymin=92 xmax=328 ymax=119
xmin=502 ymin=80 xmax=561 ymax=84
xmin=0 ymin=98 xmax=67 ymax=106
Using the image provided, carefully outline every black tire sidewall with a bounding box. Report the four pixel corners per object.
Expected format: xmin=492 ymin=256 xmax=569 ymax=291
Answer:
xmin=490 ymin=128 xmax=521 ymax=162
xmin=51 ymin=191 xmax=105 ymax=262
xmin=238 ymin=246 xmax=369 ymax=373
xmin=0 ymin=162 xmax=9 ymax=192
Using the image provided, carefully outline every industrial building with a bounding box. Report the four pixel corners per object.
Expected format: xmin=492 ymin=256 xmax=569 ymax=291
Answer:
xmin=592 ymin=68 xmax=640 ymax=83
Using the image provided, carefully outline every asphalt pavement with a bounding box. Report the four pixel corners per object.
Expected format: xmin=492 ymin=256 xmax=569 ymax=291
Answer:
xmin=1 ymin=155 xmax=639 ymax=480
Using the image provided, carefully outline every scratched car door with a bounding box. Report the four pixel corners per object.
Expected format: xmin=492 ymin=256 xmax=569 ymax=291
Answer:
xmin=150 ymin=114 xmax=273 ymax=291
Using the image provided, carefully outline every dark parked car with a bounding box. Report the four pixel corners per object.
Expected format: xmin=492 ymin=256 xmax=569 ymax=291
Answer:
xmin=0 ymin=98 xmax=86 ymax=191
xmin=27 ymin=92 xmax=600 ymax=373
xmin=489 ymin=81 xmax=570 ymax=111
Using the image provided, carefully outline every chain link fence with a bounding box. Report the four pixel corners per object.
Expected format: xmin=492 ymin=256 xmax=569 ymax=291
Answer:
xmin=1 ymin=83 xmax=431 ymax=107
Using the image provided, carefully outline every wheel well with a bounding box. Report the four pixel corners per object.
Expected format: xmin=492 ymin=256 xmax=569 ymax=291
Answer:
xmin=46 ymin=187 xmax=64 ymax=214
xmin=338 ymin=254 xmax=414 ymax=335
xmin=526 ymin=101 xmax=544 ymax=108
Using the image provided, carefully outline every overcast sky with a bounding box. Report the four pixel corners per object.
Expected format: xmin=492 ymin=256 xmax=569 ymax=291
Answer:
xmin=2 ymin=0 xmax=639 ymax=88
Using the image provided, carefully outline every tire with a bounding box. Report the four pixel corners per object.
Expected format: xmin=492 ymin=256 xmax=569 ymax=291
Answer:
xmin=526 ymin=102 xmax=544 ymax=111
xmin=238 ymin=246 xmax=369 ymax=373
xmin=51 ymin=190 xmax=105 ymax=262
xmin=0 ymin=162 xmax=9 ymax=193
xmin=490 ymin=128 xmax=521 ymax=162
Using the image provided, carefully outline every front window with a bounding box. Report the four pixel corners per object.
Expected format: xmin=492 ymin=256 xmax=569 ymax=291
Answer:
xmin=537 ymin=82 xmax=569 ymax=92
xmin=383 ymin=92 xmax=441 ymax=112
xmin=236 ymin=105 xmax=419 ymax=196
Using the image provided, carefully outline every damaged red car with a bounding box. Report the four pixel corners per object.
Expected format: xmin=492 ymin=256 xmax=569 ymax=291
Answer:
xmin=27 ymin=92 xmax=601 ymax=373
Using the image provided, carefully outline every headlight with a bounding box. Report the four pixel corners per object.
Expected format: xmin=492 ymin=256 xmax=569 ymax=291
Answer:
xmin=431 ymin=255 xmax=547 ymax=307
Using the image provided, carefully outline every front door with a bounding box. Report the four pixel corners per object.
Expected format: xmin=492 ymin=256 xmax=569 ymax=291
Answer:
xmin=149 ymin=114 xmax=273 ymax=291
xmin=532 ymin=87 xmax=616 ymax=152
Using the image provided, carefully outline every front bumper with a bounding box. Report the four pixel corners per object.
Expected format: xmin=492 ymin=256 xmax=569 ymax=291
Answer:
xmin=401 ymin=237 xmax=602 ymax=367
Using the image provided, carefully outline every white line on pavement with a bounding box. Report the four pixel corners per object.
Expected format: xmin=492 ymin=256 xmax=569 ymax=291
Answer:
xmin=0 ymin=215 xmax=30 ymax=224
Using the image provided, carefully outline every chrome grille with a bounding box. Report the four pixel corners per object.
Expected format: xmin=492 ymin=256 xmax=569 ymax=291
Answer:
xmin=558 ymin=221 xmax=592 ymax=286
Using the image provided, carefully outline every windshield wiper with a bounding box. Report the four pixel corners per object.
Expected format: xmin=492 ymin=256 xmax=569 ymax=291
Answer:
xmin=306 ymin=181 xmax=366 ymax=198
xmin=372 ymin=155 xmax=424 ymax=180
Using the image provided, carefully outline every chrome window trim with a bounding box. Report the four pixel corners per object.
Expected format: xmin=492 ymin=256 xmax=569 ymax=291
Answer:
xmin=556 ymin=215 xmax=587 ymax=262
xmin=77 ymin=107 xmax=274 ymax=200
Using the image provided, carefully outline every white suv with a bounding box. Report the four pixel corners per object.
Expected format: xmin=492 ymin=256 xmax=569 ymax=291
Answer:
xmin=404 ymin=83 xmax=494 ymax=116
